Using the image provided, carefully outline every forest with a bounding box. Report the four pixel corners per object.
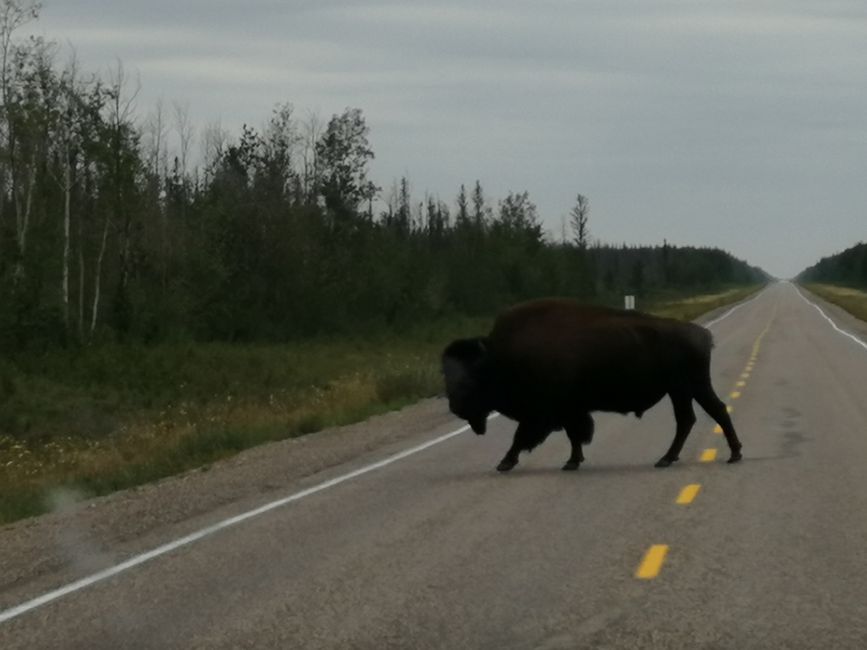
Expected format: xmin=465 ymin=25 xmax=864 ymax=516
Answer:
xmin=0 ymin=3 xmax=767 ymax=354
xmin=797 ymin=242 xmax=867 ymax=287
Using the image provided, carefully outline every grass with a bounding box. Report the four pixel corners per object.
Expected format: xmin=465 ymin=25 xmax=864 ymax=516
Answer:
xmin=802 ymin=283 xmax=867 ymax=323
xmin=0 ymin=320 xmax=483 ymax=524
xmin=645 ymin=285 xmax=763 ymax=321
xmin=0 ymin=286 xmax=762 ymax=525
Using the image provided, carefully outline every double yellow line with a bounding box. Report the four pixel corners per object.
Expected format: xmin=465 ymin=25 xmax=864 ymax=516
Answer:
xmin=635 ymin=313 xmax=775 ymax=580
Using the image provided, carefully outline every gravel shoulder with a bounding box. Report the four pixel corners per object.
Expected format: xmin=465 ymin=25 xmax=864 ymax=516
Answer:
xmin=0 ymin=397 xmax=454 ymax=601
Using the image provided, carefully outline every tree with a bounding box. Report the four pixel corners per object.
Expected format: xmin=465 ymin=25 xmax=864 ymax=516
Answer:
xmin=298 ymin=109 xmax=322 ymax=204
xmin=570 ymin=193 xmax=589 ymax=250
xmin=200 ymin=118 xmax=228 ymax=186
xmin=496 ymin=190 xmax=542 ymax=244
xmin=3 ymin=26 xmax=53 ymax=284
xmin=101 ymin=60 xmax=141 ymax=337
xmin=0 ymin=1 xmax=41 ymax=272
xmin=315 ymin=107 xmax=377 ymax=224
xmin=471 ymin=179 xmax=487 ymax=228
xmin=455 ymin=183 xmax=469 ymax=229
xmin=50 ymin=56 xmax=82 ymax=331
xmin=257 ymin=102 xmax=298 ymax=201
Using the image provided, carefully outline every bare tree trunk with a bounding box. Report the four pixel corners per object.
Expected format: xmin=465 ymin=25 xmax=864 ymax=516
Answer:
xmin=1 ymin=1 xmax=41 ymax=277
xmin=89 ymin=213 xmax=110 ymax=339
xmin=12 ymin=153 xmax=36 ymax=282
xmin=171 ymin=101 xmax=194 ymax=287
xmin=302 ymin=109 xmax=322 ymax=203
xmin=0 ymin=169 xmax=5 ymax=269
xmin=107 ymin=61 xmax=140 ymax=329
xmin=77 ymin=204 xmax=84 ymax=339
xmin=62 ymin=150 xmax=71 ymax=329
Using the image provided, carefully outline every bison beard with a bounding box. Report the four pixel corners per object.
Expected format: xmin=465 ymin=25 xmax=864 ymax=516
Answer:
xmin=441 ymin=298 xmax=742 ymax=472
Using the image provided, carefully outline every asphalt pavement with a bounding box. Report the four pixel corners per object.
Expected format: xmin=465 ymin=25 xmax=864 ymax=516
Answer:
xmin=3 ymin=281 xmax=867 ymax=649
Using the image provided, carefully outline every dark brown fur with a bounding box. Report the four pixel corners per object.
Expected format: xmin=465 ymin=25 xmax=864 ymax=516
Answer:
xmin=442 ymin=298 xmax=741 ymax=471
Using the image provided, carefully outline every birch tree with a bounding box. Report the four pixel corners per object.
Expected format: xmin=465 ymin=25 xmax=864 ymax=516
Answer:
xmin=300 ymin=109 xmax=322 ymax=204
xmin=50 ymin=57 xmax=81 ymax=330
xmin=103 ymin=60 xmax=140 ymax=335
xmin=1 ymin=5 xmax=50 ymax=284
xmin=0 ymin=0 xmax=39 ymax=273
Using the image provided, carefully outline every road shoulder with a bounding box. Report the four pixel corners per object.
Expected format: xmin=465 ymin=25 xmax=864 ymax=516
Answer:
xmin=0 ymin=397 xmax=454 ymax=602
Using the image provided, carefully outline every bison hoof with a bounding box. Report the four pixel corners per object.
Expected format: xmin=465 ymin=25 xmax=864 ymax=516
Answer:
xmin=654 ymin=456 xmax=677 ymax=468
xmin=496 ymin=458 xmax=518 ymax=472
xmin=727 ymin=451 xmax=743 ymax=464
xmin=562 ymin=461 xmax=581 ymax=471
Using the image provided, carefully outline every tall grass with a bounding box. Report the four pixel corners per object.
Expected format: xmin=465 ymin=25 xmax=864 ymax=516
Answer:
xmin=647 ymin=285 xmax=763 ymax=321
xmin=0 ymin=321 xmax=479 ymax=524
xmin=803 ymin=284 xmax=867 ymax=323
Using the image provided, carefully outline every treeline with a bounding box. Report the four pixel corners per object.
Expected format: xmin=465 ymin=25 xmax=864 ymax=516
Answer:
xmin=0 ymin=3 xmax=765 ymax=351
xmin=797 ymin=243 xmax=867 ymax=287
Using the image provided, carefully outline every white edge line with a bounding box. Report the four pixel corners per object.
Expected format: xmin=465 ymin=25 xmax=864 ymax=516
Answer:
xmin=792 ymin=284 xmax=867 ymax=351
xmin=703 ymin=287 xmax=766 ymax=328
xmin=0 ymin=416 xmax=496 ymax=625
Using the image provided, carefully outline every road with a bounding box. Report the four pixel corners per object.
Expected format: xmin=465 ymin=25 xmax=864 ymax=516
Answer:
xmin=3 ymin=281 xmax=867 ymax=649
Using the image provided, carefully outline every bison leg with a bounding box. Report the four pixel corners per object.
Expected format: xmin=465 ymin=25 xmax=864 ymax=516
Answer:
xmin=694 ymin=382 xmax=742 ymax=463
xmin=497 ymin=422 xmax=550 ymax=472
xmin=563 ymin=413 xmax=593 ymax=471
xmin=655 ymin=392 xmax=696 ymax=468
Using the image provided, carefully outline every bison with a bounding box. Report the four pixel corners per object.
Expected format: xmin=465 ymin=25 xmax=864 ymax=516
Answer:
xmin=442 ymin=298 xmax=742 ymax=471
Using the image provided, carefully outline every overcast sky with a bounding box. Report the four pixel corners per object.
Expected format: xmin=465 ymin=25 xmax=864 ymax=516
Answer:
xmin=31 ymin=1 xmax=867 ymax=278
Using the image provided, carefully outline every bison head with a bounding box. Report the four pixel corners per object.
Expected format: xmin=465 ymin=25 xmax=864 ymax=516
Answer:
xmin=441 ymin=337 xmax=492 ymax=434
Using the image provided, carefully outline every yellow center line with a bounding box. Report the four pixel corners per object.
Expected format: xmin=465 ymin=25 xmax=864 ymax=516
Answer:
xmin=676 ymin=484 xmax=701 ymax=505
xmin=726 ymin=405 xmax=733 ymax=413
xmin=636 ymin=545 xmax=669 ymax=579
xmin=630 ymin=310 xmax=777 ymax=584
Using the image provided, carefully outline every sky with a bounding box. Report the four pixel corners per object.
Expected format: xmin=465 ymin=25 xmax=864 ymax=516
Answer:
xmin=29 ymin=0 xmax=867 ymax=278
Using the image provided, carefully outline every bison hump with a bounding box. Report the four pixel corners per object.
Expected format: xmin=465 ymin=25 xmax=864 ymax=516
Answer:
xmin=487 ymin=298 xmax=714 ymax=373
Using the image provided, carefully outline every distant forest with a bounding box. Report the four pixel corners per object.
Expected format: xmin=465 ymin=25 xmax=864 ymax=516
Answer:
xmin=0 ymin=3 xmax=765 ymax=350
xmin=797 ymin=243 xmax=867 ymax=287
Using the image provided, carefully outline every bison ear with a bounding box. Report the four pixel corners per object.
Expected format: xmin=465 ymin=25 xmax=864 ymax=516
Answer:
xmin=442 ymin=337 xmax=488 ymax=365
xmin=441 ymin=337 xmax=489 ymax=387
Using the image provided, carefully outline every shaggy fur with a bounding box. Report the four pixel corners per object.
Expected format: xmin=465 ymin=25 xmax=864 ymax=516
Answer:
xmin=442 ymin=298 xmax=742 ymax=471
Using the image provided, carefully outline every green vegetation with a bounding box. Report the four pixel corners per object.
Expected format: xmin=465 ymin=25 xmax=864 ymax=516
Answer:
xmin=0 ymin=334 xmax=444 ymax=524
xmin=797 ymin=243 xmax=867 ymax=322
xmin=646 ymin=285 xmax=762 ymax=321
xmin=0 ymin=5 xmax=765 ymax=353
xmin=802 ymin=284 xmax=867 ymax=323
xmin=798 ymin=242 xmax=867 ymax=290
